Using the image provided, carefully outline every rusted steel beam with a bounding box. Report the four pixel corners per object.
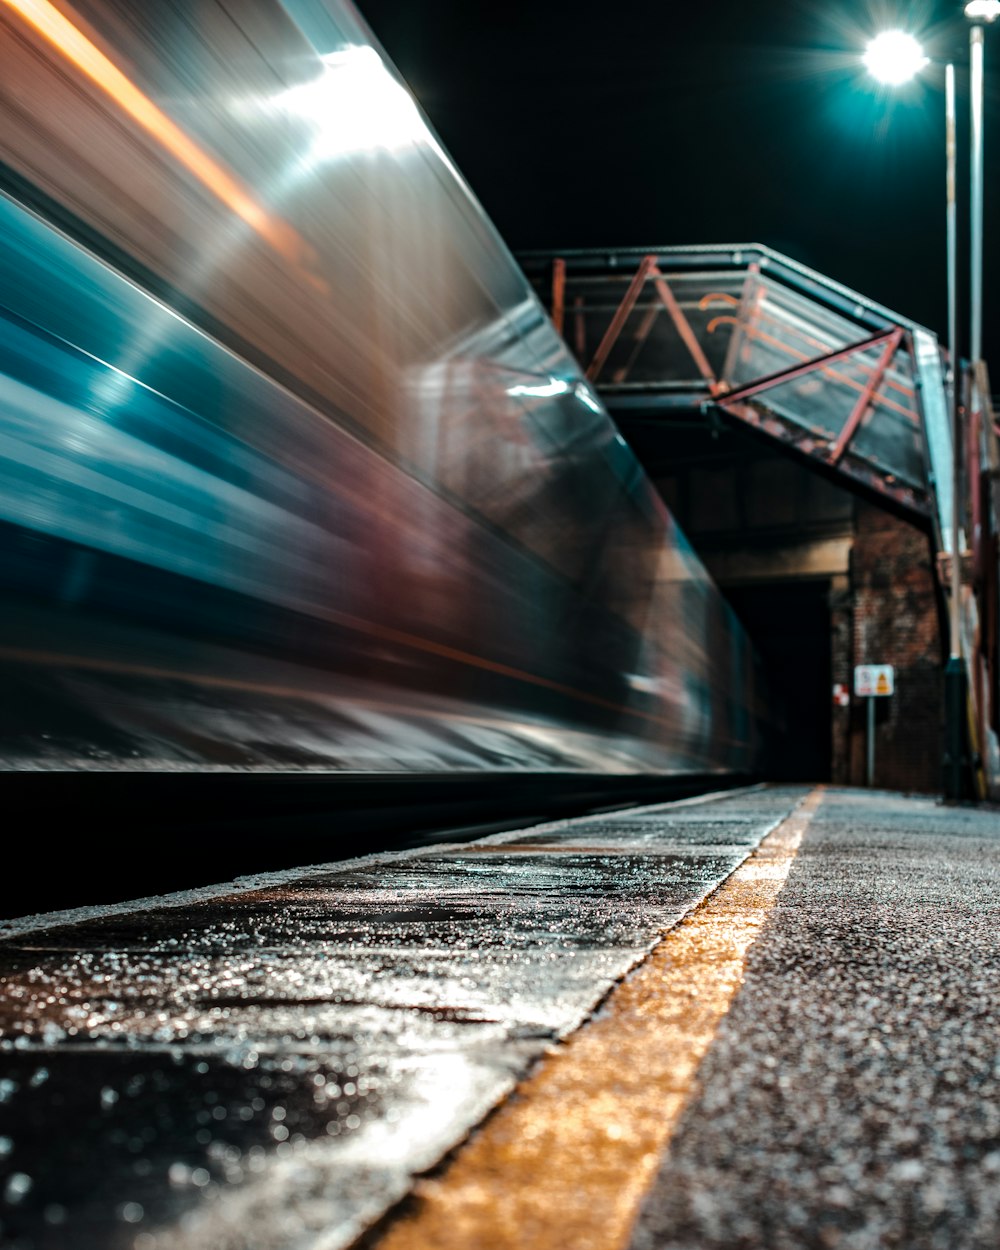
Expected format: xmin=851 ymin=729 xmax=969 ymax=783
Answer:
xmin=828 ymin=327 xmax=905 ymax=465
xmin=585 ymin=255 xmax=656 ymax=382
xmin=551 ymin=257 xmax=566 ymax=337
xmin=572 ymin=295 xmax=586 ymax=358
xmin=715 ymin=327 xmax=902 ymax=408
xmin=708 ymin=317 xmax=919 ymax=424
xmin=720 ymin=399 xmax=931 ymax=519
xmin=612 ymin=301 xmax=661 ymax=383
xmin=648 ymin=264 xmax=719 ymax=391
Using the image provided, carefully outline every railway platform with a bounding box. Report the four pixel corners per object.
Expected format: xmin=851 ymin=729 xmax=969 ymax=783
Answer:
xmin=0 ymin=784 xmax=997 ymax=1250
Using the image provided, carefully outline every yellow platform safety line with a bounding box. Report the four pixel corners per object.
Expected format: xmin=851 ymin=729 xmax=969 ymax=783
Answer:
xmin=373 ymin=786 xmax=825 ymax=1250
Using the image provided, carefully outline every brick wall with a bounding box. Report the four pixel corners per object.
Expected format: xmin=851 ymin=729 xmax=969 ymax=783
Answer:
xmin=842 ymin=502 xmax=943 ymax=792
xmin=655 ymin=430 xmax=946 ymax=791
xmin=830 ymin=573 xmax=853 ymax=784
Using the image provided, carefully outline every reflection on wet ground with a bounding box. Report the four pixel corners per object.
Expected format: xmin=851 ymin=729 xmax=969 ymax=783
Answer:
xmin=0 ymin=786 xmax=805 ymax=1249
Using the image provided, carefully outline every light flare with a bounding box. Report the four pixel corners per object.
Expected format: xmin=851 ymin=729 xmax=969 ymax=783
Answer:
xmin=965 ymin=1 xmax=1000 ymax=22
xmin=506 ymin=378 xmax=603 ymax=413
xmin=272 ymin=45 xmax=425 ymax=162
xmin=0 ymin=0 xmax=304 ymax=262
xmin=863 ymin=30 xmax=929 ymax=86
xmin=506 ymin=379 xmax=570 ymax=399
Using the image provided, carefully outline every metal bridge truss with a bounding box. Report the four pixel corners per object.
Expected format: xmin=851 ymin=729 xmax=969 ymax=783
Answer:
xmin=524 ymin=244 xmax=1000 ymax=798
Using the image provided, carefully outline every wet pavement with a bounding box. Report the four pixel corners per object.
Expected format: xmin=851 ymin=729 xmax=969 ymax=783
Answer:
xmin=0 ymin=784 xmax=802 ymax=1249
xmin=630 ymin=789 xmax=1000 ymax=1250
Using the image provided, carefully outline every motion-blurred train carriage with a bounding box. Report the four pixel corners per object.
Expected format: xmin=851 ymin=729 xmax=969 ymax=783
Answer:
xmin=0 ymin=0 xmax=767 ymax=779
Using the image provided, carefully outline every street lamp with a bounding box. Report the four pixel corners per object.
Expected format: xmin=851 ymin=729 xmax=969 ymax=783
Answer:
xmin=861 ymin=32 xmax=967 ymax=796
xmin=862 ymin=31 xmax=929 ymax=84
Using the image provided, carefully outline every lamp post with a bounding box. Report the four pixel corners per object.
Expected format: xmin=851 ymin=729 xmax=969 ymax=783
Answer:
xmin=862 ymin=31 xmax=967 ymax=796
xmin=944 ymin=56 xmax=967 ymax=802
xmin=966 ymin=2 xmax=999 ymax=368
xmin=954 ymin=0 xmax=1000 ymax=799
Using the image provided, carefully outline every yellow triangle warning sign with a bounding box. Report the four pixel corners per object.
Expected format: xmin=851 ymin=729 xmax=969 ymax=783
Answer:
xmin=876 ymin=672 xmax=890 ymax=695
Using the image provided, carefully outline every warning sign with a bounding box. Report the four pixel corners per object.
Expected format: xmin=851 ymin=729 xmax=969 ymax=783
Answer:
xmin=854 ymin=664 xmax=894 ymax=697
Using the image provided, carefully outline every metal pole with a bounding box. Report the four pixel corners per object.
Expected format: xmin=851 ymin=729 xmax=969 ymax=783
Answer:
xmin=946 ymin=63 xmax=958 ymax=457
xmin=946 ymin=61 xmax=961 ymax=667
xmin=943 ymin=55 xmax=967 ymax=800
xmin=866 ymin=697 xmax=875 ymax=787
xmin=970 ymin=26 xmax=985 ymax=365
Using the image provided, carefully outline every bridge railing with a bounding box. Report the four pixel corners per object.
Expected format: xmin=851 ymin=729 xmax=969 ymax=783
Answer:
xmin=523 ymin=245 xmax=1000 ymax=799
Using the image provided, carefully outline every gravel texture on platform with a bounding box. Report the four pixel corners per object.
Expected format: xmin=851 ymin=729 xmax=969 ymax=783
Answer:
xmin=630 ymin=788 xmax=1000 ymax=1250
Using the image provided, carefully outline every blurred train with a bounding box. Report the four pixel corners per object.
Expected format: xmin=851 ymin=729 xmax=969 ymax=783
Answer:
xmin=0 ymin=0 xmax=767 ymax=782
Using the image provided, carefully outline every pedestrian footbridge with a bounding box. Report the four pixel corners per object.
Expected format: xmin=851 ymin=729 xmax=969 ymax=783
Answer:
xmin=522 ymin=245 xmax=1000 ymax=798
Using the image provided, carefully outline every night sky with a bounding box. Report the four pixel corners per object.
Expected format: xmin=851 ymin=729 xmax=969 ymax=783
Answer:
xmin=359 ymin=0 xmax=1000 ymax=363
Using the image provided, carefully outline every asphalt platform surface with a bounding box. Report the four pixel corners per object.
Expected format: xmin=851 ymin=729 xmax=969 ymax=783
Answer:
xmin=1 ymin=785 xmax=997 ymax=1250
